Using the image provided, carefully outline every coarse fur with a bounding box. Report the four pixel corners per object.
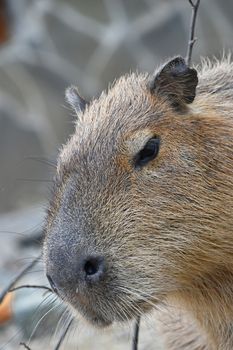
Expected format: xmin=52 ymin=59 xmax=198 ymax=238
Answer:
xmin=44 ymin=56 xmax=233 ymax=350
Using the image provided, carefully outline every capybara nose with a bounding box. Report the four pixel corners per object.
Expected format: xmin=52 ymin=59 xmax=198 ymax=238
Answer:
xmin=46 ymin=254 xmax=105 ymax=295
xmin=83 ymin=256 xmax=105 ymax=282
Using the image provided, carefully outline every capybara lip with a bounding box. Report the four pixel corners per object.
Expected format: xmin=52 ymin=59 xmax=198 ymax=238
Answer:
xmin=89 ymin=315 xmax=112 ymax=328
xmin=74 ymin=303 xmax=113 ymax=328
xmin=81 ymin=297 xmax=156 ymax=325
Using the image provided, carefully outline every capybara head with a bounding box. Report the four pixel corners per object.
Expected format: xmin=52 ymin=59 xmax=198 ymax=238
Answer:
xmin=44 ymin=56 xmax=233 ymax=327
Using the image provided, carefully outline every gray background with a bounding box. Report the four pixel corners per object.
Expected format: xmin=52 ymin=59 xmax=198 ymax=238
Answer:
xmin=1 ymin=0 xmax=233 ymax=213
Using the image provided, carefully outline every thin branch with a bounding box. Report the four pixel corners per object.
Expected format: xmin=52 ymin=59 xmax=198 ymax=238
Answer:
xmin=10 ymin=285 xmax=53 ymax=293
xmin=54 ymin=318 xmax=74 ymax=350
xmin=188 ymin=0 xmax=194 ymax=6
xmin=20 ymin=342 xmax=32 ymax=350
xmin=0 ymin=256 xmax=41 ymax=304
xmin=132 ymin=316 xmax=140 ymax=350
xmin=186 ymin=0 xmax=201 ymax=66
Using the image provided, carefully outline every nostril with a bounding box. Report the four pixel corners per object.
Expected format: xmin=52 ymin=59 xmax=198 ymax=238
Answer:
xmin=83 ymin=256 xmax=105 ymax=280
xmin=84 ymin=260 xmax=98 ymax=276
xmin=46 ymin=274 xmax=59 ymax=294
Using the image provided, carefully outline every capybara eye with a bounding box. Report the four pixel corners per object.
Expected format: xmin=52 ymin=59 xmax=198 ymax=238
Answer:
xmin=135 ymin=137 xmax=160 ymax=168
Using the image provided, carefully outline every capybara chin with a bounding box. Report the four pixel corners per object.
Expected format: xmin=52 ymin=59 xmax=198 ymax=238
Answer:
xmin=43 ymin=55 xmax=233 ymax=349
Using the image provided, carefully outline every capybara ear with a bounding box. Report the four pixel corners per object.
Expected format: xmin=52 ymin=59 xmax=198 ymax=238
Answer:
xmin=65 ymin=86 xmax=87 ymax=113
xmin=148 ymin=56 xmax=198 ymax=109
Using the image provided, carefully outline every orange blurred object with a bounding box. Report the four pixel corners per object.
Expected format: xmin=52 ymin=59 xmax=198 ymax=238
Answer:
xmin=0 ymin=0 xmax=9 ymax=44
xmin=0 ymin=292 xmax=13 ymax=324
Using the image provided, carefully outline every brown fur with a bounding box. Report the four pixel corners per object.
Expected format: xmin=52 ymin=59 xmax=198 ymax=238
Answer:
xmin=44 ymin=56 xmax=233 ymax=349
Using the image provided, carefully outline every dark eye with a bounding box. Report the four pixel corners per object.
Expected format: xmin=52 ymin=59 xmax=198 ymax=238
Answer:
xmin=135 ymin=137 xmax=160 ymax=168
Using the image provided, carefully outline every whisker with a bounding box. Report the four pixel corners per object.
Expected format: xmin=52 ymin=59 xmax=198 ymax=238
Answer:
xmin=117 ymin=294 xmax=140 ymax=320
xmin=8 ymin=256 xmax=43 ymax=263
xmin=116 ymin=284 xmax=181 ymax=332
xmin=54 ymin=318 xmax=74 ymax=350
xmin=10 ymin=285 xmax=53 ymax=293
xmin=113 ymin=295 xmax=143 ymax=350
xmin=53 ymin=305 xmax=70 ymax=340
xmin=63 ymin=314 xmax=76 ymax=349
xmin=16 ymin=178 xmax=53 ymax=183
xmin=31 ymin=293 xmax=58 ymax=326
xmin=23 ymin=156 xmax=57 ymax=169
xmin=23 ymin=269 xmax=44 ymax=274
xmin=27 ymin=302 xmax=60 ymax=345
xmin=0 ymin=230 xmax=42 ymax=242
xmin=113 ymin=295 xmax=130 ymax=322
xmin=117 ymin=285 xmax=156 ymax=307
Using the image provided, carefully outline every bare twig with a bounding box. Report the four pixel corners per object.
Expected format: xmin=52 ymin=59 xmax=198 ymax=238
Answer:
xmin=54 ymin=318 xmax=74 ymax=350
xmin=186 ymin=0 xmax=201 ymax=66
xmin=10 ymin=285 xmax=52 ymax=293
xmin=0 ymin=256 xmax=41 ymax=304
xmin=132 ymin=316 xmax=140 ymax=350
xmin=20 ymin=342 xmax=32 ymax=350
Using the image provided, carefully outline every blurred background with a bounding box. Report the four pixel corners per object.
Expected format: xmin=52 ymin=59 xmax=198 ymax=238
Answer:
xmin=0 ymin=0 xmax=232 ymax=349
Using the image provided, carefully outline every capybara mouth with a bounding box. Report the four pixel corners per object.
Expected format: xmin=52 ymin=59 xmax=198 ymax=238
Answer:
xmin=71 ymin=292 xmax=157 ymax=327
xmin=88 ymin=316 xmax=112 ymax=328
xmin=73 ymin=302 xmax=113 ymax=328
